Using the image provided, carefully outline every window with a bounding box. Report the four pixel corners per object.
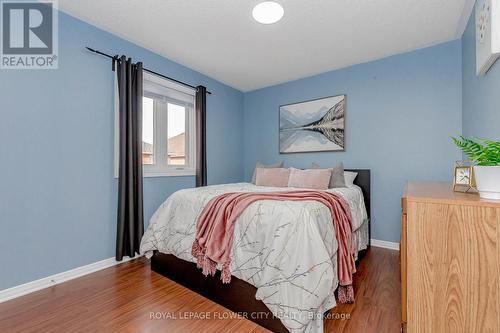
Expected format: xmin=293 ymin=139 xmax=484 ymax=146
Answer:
xmin=115 ymin=72 xmax=196 ymax=177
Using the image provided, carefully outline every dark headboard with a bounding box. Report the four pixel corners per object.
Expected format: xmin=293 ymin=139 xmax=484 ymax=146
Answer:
xmin=345 ymin=169 xmax=370 ymax=218
xmin=345 ymin=169 xmax=371 ymax=243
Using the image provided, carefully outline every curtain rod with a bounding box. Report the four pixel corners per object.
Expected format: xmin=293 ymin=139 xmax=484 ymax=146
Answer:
xmin=85 ymin=47 xmax=211 ymax=95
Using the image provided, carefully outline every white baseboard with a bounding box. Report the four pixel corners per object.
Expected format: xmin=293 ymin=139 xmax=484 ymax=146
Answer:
xmin=0 ymin=255 xmax=139 ymax=303
xmin=371 ymin=239 xmax=400 ymax=251
xmin=1 ymin=239 xmax=398 ymax=303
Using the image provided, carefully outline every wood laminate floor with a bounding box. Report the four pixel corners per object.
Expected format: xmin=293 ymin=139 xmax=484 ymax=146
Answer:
xmin=0 ymin=247 xmax=400 ymax=333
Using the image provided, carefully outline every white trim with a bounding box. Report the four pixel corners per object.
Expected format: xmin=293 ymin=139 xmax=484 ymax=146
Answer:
xmin=0 ymin=255 xmax=139 ymax=303
xmin=143 ymin=169 xmax=195 ymax=177
xmin=144 ymin=71 xmax=196 ymax=97
xmin=114 ymin=73 xmax=197 ymax=179
xmin=0 ymin=239 xmax=398 ymax=304
xmin=370 ymin=239 xmax=400 ymax=251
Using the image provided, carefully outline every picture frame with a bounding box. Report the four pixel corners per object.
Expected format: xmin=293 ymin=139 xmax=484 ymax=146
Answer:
xmin=476 ymin=0 xmax=500 ymax=75
xmin=453 ymin=161 xmax=477 ymax=193
xmin=279 ymin=94 xmax=346 ymax=154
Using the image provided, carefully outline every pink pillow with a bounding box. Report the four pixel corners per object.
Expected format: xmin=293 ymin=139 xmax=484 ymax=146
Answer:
xmin=255 ymin=168 xmax=290 ymax=187
xmin=287 ymin=168 xmax=332 ymax=190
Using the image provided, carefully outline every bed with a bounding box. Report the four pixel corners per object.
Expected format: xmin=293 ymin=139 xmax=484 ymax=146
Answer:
xmin=140 ymin=169 xmax=370 ymax=333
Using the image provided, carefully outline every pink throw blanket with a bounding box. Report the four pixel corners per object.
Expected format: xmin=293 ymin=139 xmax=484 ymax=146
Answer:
xmin=191 ymin=190 xmax=356 ymax=303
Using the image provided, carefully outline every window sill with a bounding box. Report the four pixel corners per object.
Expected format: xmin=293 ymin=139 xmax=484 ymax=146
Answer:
xmin=143 ymin=170 xmax=196 ymax=178
xmin=114 ymin=169 xmax=196 ymax=178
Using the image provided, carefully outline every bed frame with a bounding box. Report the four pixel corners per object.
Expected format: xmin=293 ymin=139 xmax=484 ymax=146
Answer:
xmin=151 ymin=169 xmax=370 ymax=333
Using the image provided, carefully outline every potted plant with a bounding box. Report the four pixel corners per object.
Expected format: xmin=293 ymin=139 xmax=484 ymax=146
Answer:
xmin=452 ymin=136 xmax=500 ymax=199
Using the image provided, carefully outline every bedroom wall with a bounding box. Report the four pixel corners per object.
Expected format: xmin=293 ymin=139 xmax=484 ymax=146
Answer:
xmin=462 ymin=2 xmax=500 ymax=140
xmin=243 ymin=40 xmax=463 ymax=243
xmin=0 ymin=11 xmax=244 ymax=290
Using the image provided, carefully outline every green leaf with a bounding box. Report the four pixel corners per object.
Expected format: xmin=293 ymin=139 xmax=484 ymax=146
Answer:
xmin=451 ymin=136 xmax=500 ymax=166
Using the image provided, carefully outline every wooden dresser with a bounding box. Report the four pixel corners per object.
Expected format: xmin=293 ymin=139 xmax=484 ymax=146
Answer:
xmin=401 ymin=181 xmax=500 ymax=333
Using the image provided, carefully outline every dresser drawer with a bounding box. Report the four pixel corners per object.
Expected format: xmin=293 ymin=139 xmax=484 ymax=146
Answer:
xmin=402 ymin=181 xmax=500 ymax=333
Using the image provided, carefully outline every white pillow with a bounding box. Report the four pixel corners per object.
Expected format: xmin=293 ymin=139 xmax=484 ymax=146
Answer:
xmin=344 ymin=171 xmax=358 ymax=186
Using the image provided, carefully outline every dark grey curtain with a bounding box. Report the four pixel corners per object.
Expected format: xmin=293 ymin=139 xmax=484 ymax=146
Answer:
xmin=116 ymin=56 xmax=144 ymax=261
xmin=195 ymin=86 xmax=207 ymax=187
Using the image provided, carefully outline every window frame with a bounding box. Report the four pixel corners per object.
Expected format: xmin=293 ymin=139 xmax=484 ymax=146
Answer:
xmin=114 ymin=72 xmax=197 ymax=178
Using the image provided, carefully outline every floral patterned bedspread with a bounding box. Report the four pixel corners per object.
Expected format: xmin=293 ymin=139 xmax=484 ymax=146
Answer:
xmin=140 ymin=183 xmax=368 ymax=333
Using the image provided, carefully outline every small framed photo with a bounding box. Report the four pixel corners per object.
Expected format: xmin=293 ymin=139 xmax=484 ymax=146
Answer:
xmin=453 ymin=161 xmax=476 ymax=193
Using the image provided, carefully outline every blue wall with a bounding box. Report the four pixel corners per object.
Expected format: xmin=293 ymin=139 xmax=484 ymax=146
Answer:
xmin=462 ymin=2 xmax=500 ymax=140
xmin=1 ymin=6 xmax=477 ymax=291
xmin=243 ymin=41 xmax=463 ymax=243
xmin=0 ymin=12 xmax=244 ymax=290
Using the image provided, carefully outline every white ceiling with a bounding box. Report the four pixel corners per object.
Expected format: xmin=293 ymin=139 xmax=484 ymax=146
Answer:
xmin=59 ymin=0 xmax=475 ymax=92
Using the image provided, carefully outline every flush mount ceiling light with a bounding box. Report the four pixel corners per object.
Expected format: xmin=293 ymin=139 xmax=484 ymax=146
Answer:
xmin=252 ymin=1 xmax=284 ymax=24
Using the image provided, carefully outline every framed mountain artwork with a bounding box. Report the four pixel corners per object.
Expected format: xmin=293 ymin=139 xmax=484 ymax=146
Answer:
xmin=279 ymin=94 xmax=345 ymax=154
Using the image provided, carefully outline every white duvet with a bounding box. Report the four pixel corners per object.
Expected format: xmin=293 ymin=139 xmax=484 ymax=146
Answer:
xmin=140 ymin=183 xmax=368 ymax=333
